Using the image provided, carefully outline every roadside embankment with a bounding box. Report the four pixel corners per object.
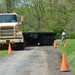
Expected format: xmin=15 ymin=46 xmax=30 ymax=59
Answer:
xmin=58 ymin=39 xmax=75 ymax=73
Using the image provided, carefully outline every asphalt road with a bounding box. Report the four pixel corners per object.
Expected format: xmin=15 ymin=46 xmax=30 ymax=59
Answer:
xmin=0 ymin=46 xmax=75 ymax=75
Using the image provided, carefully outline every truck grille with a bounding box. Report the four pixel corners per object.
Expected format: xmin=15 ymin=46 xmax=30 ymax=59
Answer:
xmin=0 ymin=26 xmax=15 ymax=39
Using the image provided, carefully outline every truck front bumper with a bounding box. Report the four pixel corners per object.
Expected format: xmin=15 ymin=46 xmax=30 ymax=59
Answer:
xmin=0 ymin=38 xmax=24 ymax=44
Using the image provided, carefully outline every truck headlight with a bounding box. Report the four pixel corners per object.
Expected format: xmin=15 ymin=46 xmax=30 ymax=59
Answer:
xmin=16 ymin=32 xmax=22 ymax=36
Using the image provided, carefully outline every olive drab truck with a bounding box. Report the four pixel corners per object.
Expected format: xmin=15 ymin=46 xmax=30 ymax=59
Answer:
xmin=0 ymin=13 xmax=24 ymax=49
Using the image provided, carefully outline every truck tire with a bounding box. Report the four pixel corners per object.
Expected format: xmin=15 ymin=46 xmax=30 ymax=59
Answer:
xmin=14 ymin=43 xmax=25 ymax=50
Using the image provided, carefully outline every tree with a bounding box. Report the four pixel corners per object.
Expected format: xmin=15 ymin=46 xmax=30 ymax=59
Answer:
xmin=2 ymin=0 xmax=20 ymax=12
xmin=0 ymin=0 xmax=75 ymax=38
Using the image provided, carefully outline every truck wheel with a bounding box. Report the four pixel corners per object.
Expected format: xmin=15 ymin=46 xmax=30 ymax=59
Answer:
xmin=14 ymin=43 xmax=25 ymax=50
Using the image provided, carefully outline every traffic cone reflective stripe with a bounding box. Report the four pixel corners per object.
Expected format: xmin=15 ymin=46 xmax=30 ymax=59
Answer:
xmin=8 ymin=43 xmax=12 ymax=54
xmin=53 ymin=40 xmax=57 ymax=48
xmin=60 ymin=54 xmax=69 ymax=72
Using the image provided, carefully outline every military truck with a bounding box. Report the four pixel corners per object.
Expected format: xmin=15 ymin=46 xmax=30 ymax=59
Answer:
xmin=0 ymin=13 xmax=24 ymax=49
xmin=0 ymin=12 xmax=56 ymax=50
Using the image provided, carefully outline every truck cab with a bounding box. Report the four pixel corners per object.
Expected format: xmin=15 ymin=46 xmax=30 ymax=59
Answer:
xmin=0 ymin=13 xmax=24 ymax=49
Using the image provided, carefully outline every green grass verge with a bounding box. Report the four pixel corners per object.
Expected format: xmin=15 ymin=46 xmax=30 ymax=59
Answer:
xmin=58 ymin=39 xmax=75 ymax=73
xmin=0 ymin=50 xmax=8 ymax=59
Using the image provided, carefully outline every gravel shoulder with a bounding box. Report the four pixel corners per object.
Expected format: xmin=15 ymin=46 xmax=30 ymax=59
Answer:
xmin=0 ymin=46 xmax=75 ymax=75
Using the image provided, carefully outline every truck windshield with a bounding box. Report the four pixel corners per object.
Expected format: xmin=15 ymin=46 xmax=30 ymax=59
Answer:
xmin=0 ymin=15 xmax=17 ymax=23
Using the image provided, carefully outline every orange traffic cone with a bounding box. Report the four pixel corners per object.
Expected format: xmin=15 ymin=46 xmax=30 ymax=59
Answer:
xmin=53 ymin=40 xmax=57 ymax=48
xmin=60 ymin=54 xmax=69 ymax=72
xmin=64 ymin=41 xmax=67 ymax=48
xmin=8 ymin=43 xmax=12 ymax=54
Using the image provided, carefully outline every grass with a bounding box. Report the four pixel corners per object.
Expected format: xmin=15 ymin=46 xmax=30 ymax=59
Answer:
xmin=58 ymin=39 xmax=75 ymax=73
xmin=0 ymin=50 xmax=8 ymax=59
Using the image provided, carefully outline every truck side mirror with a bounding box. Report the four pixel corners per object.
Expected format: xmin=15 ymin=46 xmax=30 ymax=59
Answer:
xmin=19 ymin=16 xmax=24 ymax=25
xmin=21 ymin=16 xmax=24 ymax=23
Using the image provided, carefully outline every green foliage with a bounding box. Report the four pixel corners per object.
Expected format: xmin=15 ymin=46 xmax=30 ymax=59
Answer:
xmin=0 ymin=0 xmax=75 ymax=38
xmin=19 ymin=24 xmax=36 ymax=32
